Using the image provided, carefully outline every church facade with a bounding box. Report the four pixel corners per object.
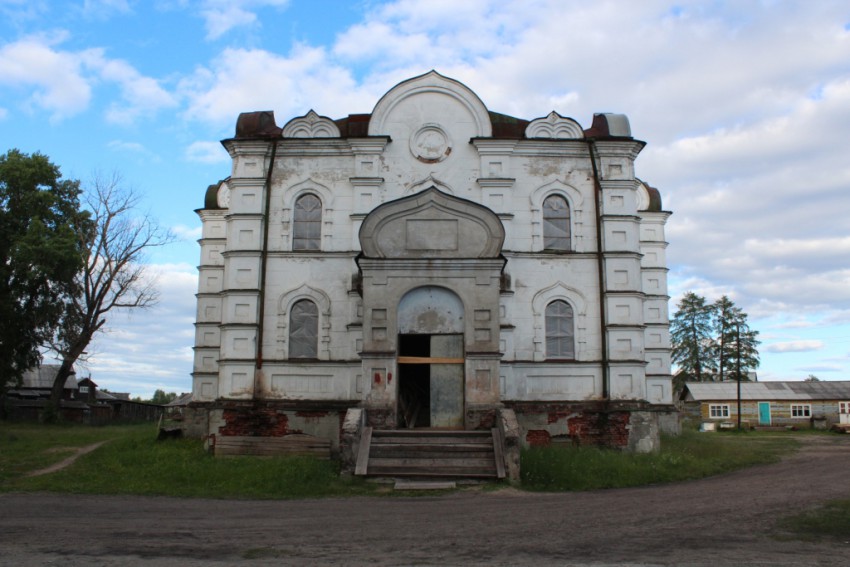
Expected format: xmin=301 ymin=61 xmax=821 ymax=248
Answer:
xmin=189 ymin=72 xmax=675 ymax=455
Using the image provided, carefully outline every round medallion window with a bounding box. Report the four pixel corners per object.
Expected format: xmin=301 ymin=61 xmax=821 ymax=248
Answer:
xmin=410 ymin=124 xmax=452 ymax=163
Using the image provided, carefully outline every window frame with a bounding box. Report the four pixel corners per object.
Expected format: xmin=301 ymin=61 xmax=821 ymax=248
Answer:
xmin=790 ymin=404 xmax=812 ymax=418
xmin=709 ymin=404 xmax=730 ymax=419
xmin=542 ymin=194 xmax=571 ymax=252
xmin=292 ymin=193 xmax=322 ymax=251
xmin=544 ymin=299 xmax=575 ymax=360
xmin=288 ymin=298 xmax=319 ymax=359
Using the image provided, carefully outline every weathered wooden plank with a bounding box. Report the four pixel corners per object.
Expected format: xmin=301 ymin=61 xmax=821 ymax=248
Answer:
xmin=367 ymin=466 xmax=498 ymax=478
xmin=369 ymin=457 xmax=496 ymax=468
xmin=397 ymin=356 xmax=464 ymax=364
xmin=370 ymin=437 xmax=489 ymax=444
xmin=370 ymin=443 xmax=494 ymax=452
xmin=355 ymin=427 xmax=372 ymax=476
xmin=214 ymin=435 xmax=331 ymax=458
xmin=491 ymin=427 xmax=506 ymax=479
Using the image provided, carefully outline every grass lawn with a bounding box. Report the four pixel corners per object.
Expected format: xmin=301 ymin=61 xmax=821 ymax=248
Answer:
xmin=521 ymin=428 xmax=800 ymax=491
xmin=0 ymin=422 xmax=376 ymax=499
xmin=0 ymin=422 xmax=808 ymax=499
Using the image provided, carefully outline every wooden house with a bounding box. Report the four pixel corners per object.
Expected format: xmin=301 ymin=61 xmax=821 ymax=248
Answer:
xmin=680 ymin=381 xmax=850 ymax=428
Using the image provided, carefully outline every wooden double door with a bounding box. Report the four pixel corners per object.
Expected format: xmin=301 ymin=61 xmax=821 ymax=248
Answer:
xmin=397 ymin=334 xmax=464 ymax=429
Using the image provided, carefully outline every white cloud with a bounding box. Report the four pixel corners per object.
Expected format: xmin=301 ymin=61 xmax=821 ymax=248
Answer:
xmin=0 ymin=34 xmax=176 ymax=123
xmin=78 ymin=262 xmax=198 ymax=397
xmin=180 ymin=45 xmax=371 ymax=127
xmin=763 ymin=340 xmax=825 ymax=354
xmin=199 ymin=0 xmax=290 ymax=40
xmin=793 ymin=364 xmax=844 ymax=373
xmin=172 ymin=224 xmax=202 ymax=240
xmin=81 ymin=0 xmax=132 ymax=19
xmin=185 ymin=140 xmax=228 ymax=164
xmin=107 ymin=140 xmax=161 ymax=162
xmin=0 ymin=33 xmax=94 ymax=120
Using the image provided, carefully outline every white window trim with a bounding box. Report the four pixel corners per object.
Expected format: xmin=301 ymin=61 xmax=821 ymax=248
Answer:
xmin=529 ymin=181 xmax=584 ymax=253
xmin=277 ymin=284 xmax=331 ymax=360
xmin=839 ymin=401 xmax=850 ymax=414
xmin=531 ymin=282 xmax=587 ymax=362
xmin=790 ymin=404 xmax=811 ymax=418
xmin=709 ymin=404 xmax=730 ymax=419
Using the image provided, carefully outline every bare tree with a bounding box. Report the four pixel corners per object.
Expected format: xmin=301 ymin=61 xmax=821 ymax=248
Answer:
xmin=45 ymin=174 xmax=174 ymax=419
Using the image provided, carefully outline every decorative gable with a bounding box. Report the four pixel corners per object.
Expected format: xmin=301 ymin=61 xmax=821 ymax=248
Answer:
xmin=525 ymin=111 xmax=584 ymax=139
xmin=359 ymin=187 xmax=505 ymax=259
xmin=282 ymin=110 xmax=341 ymax=138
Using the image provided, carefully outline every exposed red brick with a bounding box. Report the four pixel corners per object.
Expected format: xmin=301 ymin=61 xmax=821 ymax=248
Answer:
xmin=295 ymin=411 xmax=329 ymax=419
xmin=526 ymin=430 xmax=551 ymax=446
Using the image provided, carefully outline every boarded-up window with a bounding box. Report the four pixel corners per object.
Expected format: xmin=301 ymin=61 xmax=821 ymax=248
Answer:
xmin=289 ymin=299 xmax=318 ymax=358
xmin=545 ymin=300 xmax=575 ymax=359
xmin=293 ymin=194 xmax=321 ymax=250
xmin=543 ymin=195 xmax=570 ymax=251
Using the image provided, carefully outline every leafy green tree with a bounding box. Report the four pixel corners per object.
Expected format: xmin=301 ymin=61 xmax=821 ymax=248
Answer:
xmin=713 ymin=295 xmax=760 ymax=382
xmin=670 ymin=292 xmax=716 ymax=384
xmin=150 ymin=389 xmax=178 ymax=405
xmin=0 ymin=150 xmax=88 ymax=400
xmin=44 ymin=173 xmax=174 ymax=419
xmin=804 ymin=374 xmax=820 ymax=382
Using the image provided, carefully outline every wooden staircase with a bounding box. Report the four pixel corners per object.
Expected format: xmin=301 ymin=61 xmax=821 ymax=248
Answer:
xmin=355 ymin=428 xmax=506 ymax=479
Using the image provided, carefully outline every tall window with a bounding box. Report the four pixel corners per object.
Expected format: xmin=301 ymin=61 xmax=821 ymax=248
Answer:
xmin=545 ymin=300 xmax=575 ymax=359
xmin=543 ymin=194 xmax=570 ymax=251
xmin=289 ymin=299 xmax=318 ymax=358
xmin=293 ymin=194 xmax=321 ymax=250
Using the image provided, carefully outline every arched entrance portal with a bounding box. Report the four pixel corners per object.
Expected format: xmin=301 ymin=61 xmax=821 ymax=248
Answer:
xmin=397 ymin=287 xmax=464 ymax=428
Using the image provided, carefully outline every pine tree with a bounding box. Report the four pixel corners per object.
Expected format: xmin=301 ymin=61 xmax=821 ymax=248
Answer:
xmin=670 ymin=292 xmax=716 ymax=384
xmin=712 ymin=295 xmax=760 ymax=382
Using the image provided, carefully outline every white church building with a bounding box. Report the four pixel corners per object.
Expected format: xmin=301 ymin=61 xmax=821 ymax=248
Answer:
xmin=187 ymin=71 xmax=675 ymax=466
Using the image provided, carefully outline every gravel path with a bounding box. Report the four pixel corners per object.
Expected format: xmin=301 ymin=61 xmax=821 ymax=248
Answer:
xmin=2 ymin=435 xmax=848 ymax=566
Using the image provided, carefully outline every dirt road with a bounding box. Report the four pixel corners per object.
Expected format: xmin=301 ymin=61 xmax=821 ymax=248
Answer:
xmin=2 ymin=435 xmax=848 ymax=566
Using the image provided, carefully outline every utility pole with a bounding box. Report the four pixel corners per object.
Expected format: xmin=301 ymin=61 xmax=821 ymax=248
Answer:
xmin=736 ymin=322 xmax=742 ymax=430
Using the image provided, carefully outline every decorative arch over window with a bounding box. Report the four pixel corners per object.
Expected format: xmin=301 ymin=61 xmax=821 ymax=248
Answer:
xmin=278 ymin=284 xmax=331 ymax=360
xmin=293 ymin=193 xmax=322 ymax=250
xmin=289 ymin=299 xmax=318 ymax=358
xmin=543 ymin=194 xmax=571 ymax=251
xmin=530 ymin=180 xmax=583 ymax=252
xmin=545 ymin=300 xmax=575 ymax=359
xmin=282 ymin=178 xmax=334 ymax=251
xmin=532 ymin=282 xmax=587 ymax=361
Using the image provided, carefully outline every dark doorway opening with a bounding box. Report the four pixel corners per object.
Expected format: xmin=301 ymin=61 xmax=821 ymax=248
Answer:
xmin=397 ymin=333 xmax=464 ymax=429
xmin=398 ymin=334 xmax=431 ymax=428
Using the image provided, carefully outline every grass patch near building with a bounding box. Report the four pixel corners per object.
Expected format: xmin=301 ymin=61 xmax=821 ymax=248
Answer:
xmin=776 ymin=499 xmax=850 ymax=541
xmin=521 ymin=429 xmax=799 ymax=491
xmin=0 ymin=422 xmax=375 ymax=499
xmin=2 ymin=423 xmax=805 ymax=498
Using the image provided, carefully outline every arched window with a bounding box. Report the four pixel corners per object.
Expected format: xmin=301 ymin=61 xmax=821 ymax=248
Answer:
xmin=546 ymin=300 xmax=575 ymax=359
xmin=543 ymin=194 xmax=570 ymax=251
xmin=293 ymin=194 xmax=322 ymax=250
xmin=289 ymin=299 xmax=318 ymax=358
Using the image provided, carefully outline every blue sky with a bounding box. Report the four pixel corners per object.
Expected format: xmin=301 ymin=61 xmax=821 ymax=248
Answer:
xmin=2 ymin=0 xmax=850 ymax=396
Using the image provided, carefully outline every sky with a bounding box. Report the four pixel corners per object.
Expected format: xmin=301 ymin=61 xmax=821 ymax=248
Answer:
xmin=2 ymin=0 xmax=850 ymax=397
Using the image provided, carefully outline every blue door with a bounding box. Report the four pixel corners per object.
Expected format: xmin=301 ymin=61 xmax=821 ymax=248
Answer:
xmin=758 ymin=402 xmax=771 ymax=425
